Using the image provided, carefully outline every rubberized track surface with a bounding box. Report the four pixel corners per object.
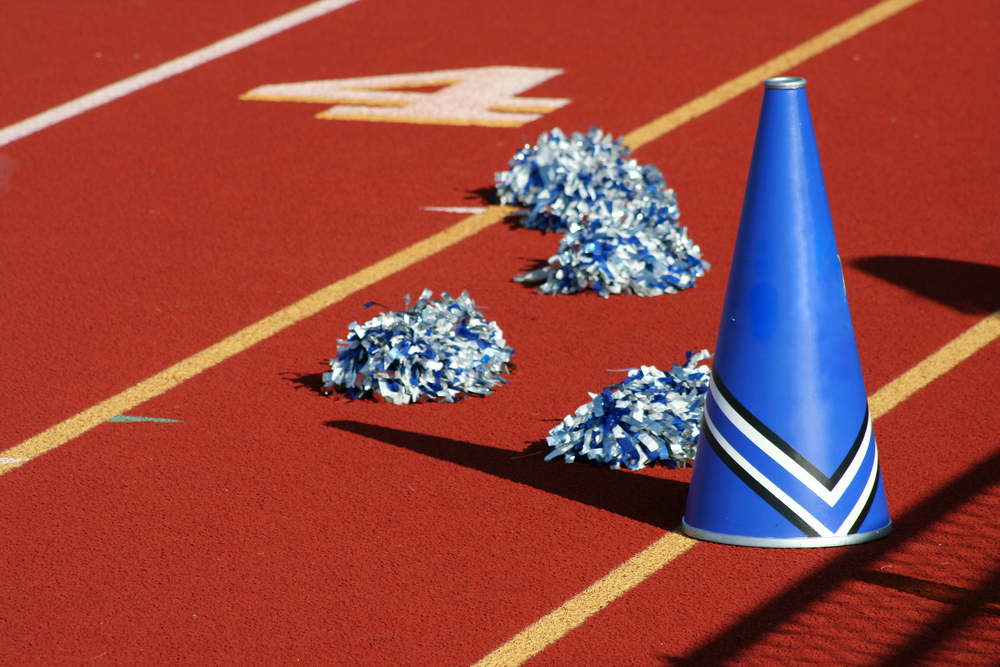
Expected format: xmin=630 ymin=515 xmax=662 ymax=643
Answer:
xmin=2 ymin=1 xmax=999 ymax=664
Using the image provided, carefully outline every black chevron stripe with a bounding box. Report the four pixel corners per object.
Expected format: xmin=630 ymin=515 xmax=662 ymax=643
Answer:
xmin=849 ymin=462 xmax=881 ymax=534
xmin=703 ymin=422 xmax=820 ymax=538
xmin=712 ymin=369 xmax=868 ymax=492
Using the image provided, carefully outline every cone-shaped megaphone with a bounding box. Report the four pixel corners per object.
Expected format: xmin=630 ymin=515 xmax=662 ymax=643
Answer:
xmin=682 ymin=77 xmax=892 ymax=547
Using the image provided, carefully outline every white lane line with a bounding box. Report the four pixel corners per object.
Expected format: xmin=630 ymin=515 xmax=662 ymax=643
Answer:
xmin=422 ymin=206 xmax=489 ymax=214
xmin=0 ymin=0 xmax=362 ymax=148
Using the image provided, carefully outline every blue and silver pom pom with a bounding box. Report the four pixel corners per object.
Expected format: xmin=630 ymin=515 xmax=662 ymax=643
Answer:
xmin=513 ymin=198 xmax=708 ymax=298
xmin=498 ymin=127 xmax=708 ymax=296
xmin=323 ymin=289 xmax=514 ymax=404
xmin=496 ymin=127 xmax=667 ymax=233
xmin=545 ymin=350 xmax=712 ymax=470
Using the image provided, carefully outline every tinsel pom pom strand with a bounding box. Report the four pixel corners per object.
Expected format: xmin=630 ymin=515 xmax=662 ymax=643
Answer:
xmin=514 ymin=199 xmax=709 ymax=298
xmin=322 ymin=289 xmax=514 ymax=405
xmin=545 ymin=350 xmax=712 ymax=470
xmin=495 ymin=127 xmax=669 ymax=233
xmin=499 ymin=127 xmax=709 ymax=297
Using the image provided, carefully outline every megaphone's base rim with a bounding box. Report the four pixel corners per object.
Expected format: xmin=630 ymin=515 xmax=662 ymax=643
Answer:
xmin=680 ymin=518 xmax=893 ymax=549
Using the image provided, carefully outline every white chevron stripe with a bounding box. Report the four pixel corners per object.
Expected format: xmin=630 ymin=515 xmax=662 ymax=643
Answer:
xmin=710 ymin=381 xmax=872 ymax=506
xmin=705 ymin=410 xmax=834 ymax=538
xmin=835 ymin=447 xmax=880 ymax=536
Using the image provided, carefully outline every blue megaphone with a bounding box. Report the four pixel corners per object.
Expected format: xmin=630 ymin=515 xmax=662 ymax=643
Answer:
xmin=682 ymin=77 xmax=892 ymax=547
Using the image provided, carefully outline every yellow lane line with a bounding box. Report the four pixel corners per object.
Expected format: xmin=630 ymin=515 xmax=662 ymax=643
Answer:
xmin=0 ymin=206 xmax=513 ymax=475
xmin=473 ymin=0 xmax=950 ymax=664
xmin=471 ymin=311 xmax=1000 ymax=667
xmin=4 ymin=0 xmax=990 ymax=663
xmin=469 ymin=322 xmax=1000 ymax=667
xmin=471 ymin=531 xmax=697 ymax=667
xmin=870 ymin=310 xmax=1000 ymax=419
xmin=0 ymin=0 xmax=928 ymax=479
xmin=624 ymin=0 xmax=924 ymax=150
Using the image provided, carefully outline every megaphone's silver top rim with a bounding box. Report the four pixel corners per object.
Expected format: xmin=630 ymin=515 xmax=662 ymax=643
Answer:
xmin=765 ymin=76 xmax=807 ymax=89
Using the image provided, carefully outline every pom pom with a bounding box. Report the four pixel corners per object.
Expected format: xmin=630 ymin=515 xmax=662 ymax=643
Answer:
xmin=322 ymin=289 xmax=514 ymax=405
xmin=495 ymin=127 xmax=666 ymax=233
xmin=498 ymin=127 xmax=708 ymax=296
xmin=545 ymin=350 xmax=712 ymax=470
xmin=514 ymin=198 xmax=709 ymax=298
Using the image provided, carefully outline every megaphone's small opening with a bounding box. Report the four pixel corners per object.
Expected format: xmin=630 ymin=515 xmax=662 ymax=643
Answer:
xmin=765 ymin=76 xmax=807 ymax=89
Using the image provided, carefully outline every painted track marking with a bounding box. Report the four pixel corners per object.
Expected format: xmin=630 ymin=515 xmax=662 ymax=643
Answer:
xmin=1 ymin=0 xmax=935 ymax=476
xmin=472 ymin=310 xmax=1000 ymax=667
xmin=1 ymin=0 xmax=995 ymax=662
xmin=474 ymin=0 xmax=1000 ymax=665
xmin=471 ymin=531 xmax=698 ymax=667
xmin=0 ymin=207 xmax=513 ymax=475
xmin=624 ymin=0 xmax=925 ymax=150
xmin=0 ymin=0 xmax=362 ymax=148
xmin=870 ymin=310 xmax=1000 ymax=420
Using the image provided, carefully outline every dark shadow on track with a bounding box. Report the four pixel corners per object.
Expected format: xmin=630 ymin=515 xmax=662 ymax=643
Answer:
xmin=517 ymin=257 xmax=551 ymax=273
xmin=282 ymin=371 xmax=327 ymax=395
xmin=657 ymin=445 xmax=1000 ymax=666
xmin=867 ymin=563 xmax=1000 ymax=667
xmin=853 ymin=256 xmax=1000 ymax=314
xmin=857 ymin=570 xmax=1000 ymax=617
xmin=465 ymin=186 xmax=498 ymax=205
xmin=326 ymin=420 xmax=688 ymax=531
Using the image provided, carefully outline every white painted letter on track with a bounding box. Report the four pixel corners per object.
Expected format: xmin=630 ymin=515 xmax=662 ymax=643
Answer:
xmin=240 ymin=66 xmax=569 ymax=127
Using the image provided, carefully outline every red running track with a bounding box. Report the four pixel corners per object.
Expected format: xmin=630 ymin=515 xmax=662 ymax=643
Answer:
xmin=1 ymin=0 xmax=998 ymax=664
